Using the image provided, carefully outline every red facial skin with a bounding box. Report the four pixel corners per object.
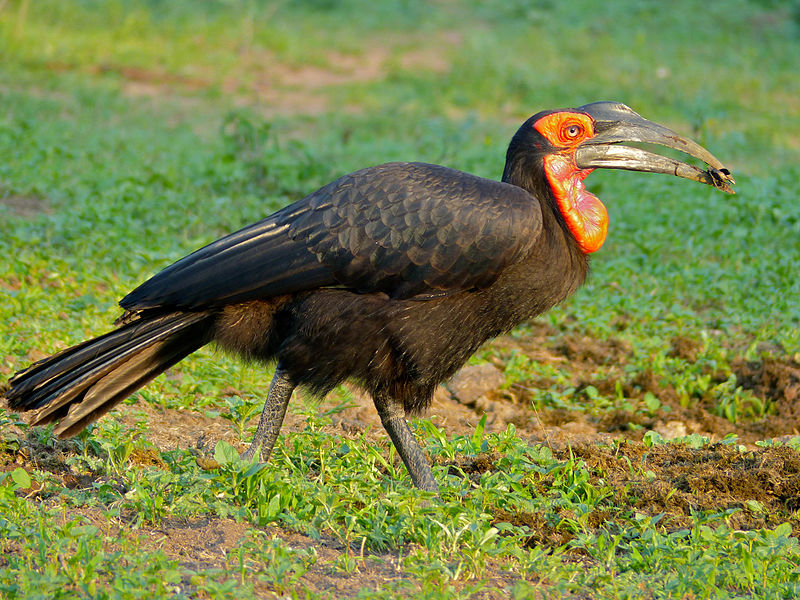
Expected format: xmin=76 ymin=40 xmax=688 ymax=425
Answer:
xmin=534 ymin=112 xmax=609 ymax=254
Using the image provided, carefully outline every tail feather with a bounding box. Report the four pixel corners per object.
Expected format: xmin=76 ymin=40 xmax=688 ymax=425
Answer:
xmin=8 ymin=313 xmax=202 ymax=403
xmin=5 ymin=311 xmax=215 ymax=437
xmin=19 ymin=313 xmax=208 ymax=412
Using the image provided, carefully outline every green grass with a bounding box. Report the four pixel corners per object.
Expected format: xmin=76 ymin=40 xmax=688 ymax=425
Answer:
xmin=2 ymin=0 xmax=800 ymax=597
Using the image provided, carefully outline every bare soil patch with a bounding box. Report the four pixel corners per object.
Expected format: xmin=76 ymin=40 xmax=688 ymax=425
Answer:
xmin=0 ymin=192 xmax=50 ymax=217
xmin=485 ymin=441 xmax=800 ymax=550
xmin=565 ymin=442 xmax=800 ymax=531
xmin=457 ymin=328 xmax=800 ymax=448
xmin=734 ymin=356 xmax=800 ymax=422
xmin=42 ymin=33 xmax=459 ymax=117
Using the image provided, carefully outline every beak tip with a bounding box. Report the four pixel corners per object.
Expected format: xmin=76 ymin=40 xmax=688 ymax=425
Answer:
xmin=706 ymin=166 xmax=736 ymax=193
xmin=720 ymin=168 xmax=736 ymax=186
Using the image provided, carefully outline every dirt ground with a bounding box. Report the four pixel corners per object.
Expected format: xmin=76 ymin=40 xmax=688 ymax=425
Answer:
xmin=3 ymin=324 xmax=800 ymax=598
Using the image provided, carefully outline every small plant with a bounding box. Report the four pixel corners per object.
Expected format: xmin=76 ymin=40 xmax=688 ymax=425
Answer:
xmin=713 ymin=376 xmax=771 ymax=423
xmin=91 ymin=418 xmax=150 ymax=475
xmin=219 ymin=394 xmax=262 ymax=440
xmin=229 ymin=531 xmax=317 ymax=595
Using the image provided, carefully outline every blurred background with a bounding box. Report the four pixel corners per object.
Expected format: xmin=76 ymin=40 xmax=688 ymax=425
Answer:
xmin=2 ymin=0 xmax=800 ymax=424
xmin=2 ymin=0 xmax=798 ymax=170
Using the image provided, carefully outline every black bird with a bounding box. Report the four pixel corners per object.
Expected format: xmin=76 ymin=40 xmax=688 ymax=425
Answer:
xmin=4 ymin=102 xmax=734 ymax=491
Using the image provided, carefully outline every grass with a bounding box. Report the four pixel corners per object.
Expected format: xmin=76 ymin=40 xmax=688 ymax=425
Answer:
xmin=2 ymin=0 xmax=800 ymax=597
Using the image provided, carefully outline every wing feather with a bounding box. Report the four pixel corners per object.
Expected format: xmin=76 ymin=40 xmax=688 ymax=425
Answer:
xmin=121 ymin=162 xmax=543 ymax=311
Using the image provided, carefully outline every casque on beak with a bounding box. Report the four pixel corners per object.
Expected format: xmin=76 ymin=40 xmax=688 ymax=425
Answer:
xmin=575 ymin=101 xmax=736 ymax=194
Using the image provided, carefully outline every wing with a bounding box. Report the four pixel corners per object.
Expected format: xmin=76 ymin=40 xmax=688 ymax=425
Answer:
xmin=120 ymin=211 xmax=335 ymax=311
xmin=120 ymin=162 xmax=543 ymax=311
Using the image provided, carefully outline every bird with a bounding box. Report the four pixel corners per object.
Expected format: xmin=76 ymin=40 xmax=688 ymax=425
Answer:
xmin=3 ymin=102 xmax=734 ymax=491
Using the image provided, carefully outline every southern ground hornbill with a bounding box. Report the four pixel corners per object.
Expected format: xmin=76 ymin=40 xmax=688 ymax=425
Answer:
xmin=4 ymin=102 xmax=734 ymax=491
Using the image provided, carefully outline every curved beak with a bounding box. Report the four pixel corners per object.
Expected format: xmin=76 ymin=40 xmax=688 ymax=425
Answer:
xmin=575 ymin=101 xmax=736 ymax=194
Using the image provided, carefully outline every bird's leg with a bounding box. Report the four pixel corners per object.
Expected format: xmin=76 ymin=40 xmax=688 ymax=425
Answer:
xmin=373 ymin=393 xmax=438 ymax=492
xmin=241 ymin=365 xmax=295 ymax=462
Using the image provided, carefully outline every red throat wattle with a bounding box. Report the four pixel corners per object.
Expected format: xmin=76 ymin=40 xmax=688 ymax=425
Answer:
xmin=542 ymin=154 xmax=608 ymax=253
xmin=533 ymin=111 xmax=609 ymax=254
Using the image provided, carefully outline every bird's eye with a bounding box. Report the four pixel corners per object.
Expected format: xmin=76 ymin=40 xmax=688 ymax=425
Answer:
xmin=564 ymin=124 xmax=582 ymax=139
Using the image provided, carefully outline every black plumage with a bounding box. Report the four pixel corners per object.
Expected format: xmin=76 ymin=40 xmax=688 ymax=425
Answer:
xmin=4 ymin=102 xmax=734 ymax=490
xmin=116 ymin=161 xmax=576 ymax=415
xmin=121 ymin=163 xmax=543 ymax=309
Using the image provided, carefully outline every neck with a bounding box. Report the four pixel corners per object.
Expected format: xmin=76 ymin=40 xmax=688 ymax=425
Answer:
xmin=500 ymin=148 xmax=590 ymax=311
xmin=502 ymin=146 xmax=582 ymax=255
xmin=503 ymin=143 xmax=608 ymax=254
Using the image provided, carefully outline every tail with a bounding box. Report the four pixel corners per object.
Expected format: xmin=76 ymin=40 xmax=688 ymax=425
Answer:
xmin=4 ymin=311 xmax=215 ymax=437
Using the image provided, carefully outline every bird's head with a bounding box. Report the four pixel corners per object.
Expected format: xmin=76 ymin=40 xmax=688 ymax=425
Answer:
xmin=503 ymin=101 xmax=735 ymax=254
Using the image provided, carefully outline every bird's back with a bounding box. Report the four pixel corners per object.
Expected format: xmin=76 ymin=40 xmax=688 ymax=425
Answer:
xmin=120 ymin=162 xmax=545 ymax=312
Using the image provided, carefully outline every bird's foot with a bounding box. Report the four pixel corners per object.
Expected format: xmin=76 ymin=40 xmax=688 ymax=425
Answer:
xmin=240 ymin=442 xmax=261 ymax=462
